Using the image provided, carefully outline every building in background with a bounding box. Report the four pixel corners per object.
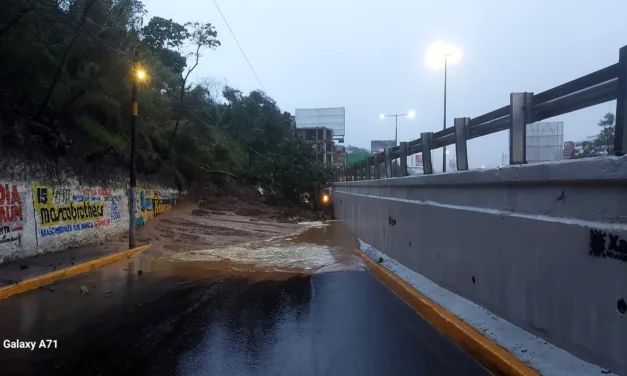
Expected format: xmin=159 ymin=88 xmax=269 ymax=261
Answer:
xmin=346 ymin=152 xmax=371 ymax=165
xmin=562 ymin=136 xmax=599 ymax=159
xmin=563 ymin=141 xmax=575 ymax=159
xmin=370 ymin=140 xmax=396 ymax=154
xmin=296 ymin=127 xmax=334 ymax=166
xmin=295 ymin=108 xmax=345 ymax=143
xmin=294 ymin=107 xmax=346 ymax=167
xmin=526 ymin=122 xmax=564 ymax=163
xmin=333 ymin=145 xmax=346 ymax=167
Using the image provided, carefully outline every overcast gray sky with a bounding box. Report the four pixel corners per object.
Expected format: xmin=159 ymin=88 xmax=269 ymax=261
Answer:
xmin=145 ymin=0 xmax=627 ymax=168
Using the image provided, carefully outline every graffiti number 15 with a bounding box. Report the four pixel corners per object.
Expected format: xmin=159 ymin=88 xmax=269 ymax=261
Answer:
xmin=37 ymin=187 xmax=48 ymax=205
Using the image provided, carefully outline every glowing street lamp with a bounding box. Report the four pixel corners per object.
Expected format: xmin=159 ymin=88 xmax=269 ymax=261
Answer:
xmin=136 ymin=69 xmax=147 ymax=81
xmin=379 ymin=111 xmax=415 ymax=146
xmin=426 ymin=41 xmax=462 ymax=172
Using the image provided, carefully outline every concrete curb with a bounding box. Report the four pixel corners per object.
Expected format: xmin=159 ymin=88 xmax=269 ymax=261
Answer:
xmin=355 ymin=248 xmax=539 ymax=376
xmin=0 ymin=244 xmax=151 ymax=300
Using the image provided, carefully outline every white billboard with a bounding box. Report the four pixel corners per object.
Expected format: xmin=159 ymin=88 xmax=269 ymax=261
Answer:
xmin=370 ymin=140 xmax=395 ymax=154
xmin=526 ymin=122 xmax=564 ymax=163
xmin=295 ymin=107 xmax=345 ymax=138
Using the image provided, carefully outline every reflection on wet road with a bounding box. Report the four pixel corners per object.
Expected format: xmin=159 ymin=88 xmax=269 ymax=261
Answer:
xmin=0 ymin=221 xmax=488 ymax=376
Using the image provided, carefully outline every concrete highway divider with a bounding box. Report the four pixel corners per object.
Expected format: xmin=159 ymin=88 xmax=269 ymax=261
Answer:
xmin=0 ymin=244 xmax=151 ymax=300
xmin=355 ymin=248 xmax=539 ymax=376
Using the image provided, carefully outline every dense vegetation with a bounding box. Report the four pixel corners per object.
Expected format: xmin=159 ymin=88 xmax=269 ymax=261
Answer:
xmin=0 ymin=0 xmax=329 ymax=201
xmin=571 ymin=113 xmax=616 ymax=158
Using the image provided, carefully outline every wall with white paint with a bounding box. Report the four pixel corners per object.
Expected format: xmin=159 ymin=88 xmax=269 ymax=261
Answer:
xmin=0 ymin=166 xmax=181 ymax=264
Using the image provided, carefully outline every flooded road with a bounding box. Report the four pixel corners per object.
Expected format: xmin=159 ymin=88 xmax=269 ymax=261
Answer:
xmin=0 ymin=221 xmax=488 ymax=376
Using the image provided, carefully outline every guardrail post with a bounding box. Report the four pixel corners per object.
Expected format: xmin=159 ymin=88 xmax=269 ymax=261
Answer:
xmin=400 ymin=142 xmax=408 ymax=176
xmin=509 ymin=92 xmax=533 ymax=164
xmin=421 ymin=132 xmax=433 ymax=175
xmin=454 ymin=118 xmax=469 ymax=171
xmin=365 ymin=157 xmax=371 ymax=180
xmin=359 ymin=160 xmax=365 ymax=180
xmin=373 ymin=154 xmax=380 ymax=179
xmin=384 ymin=149 xmax=392 ymax=178
xmin=616 ymin=45 xmax=627 ymax=156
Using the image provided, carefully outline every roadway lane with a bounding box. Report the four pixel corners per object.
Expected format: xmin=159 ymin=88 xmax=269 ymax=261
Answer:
xmin=0 ymin=224 xmax=489 ymax=376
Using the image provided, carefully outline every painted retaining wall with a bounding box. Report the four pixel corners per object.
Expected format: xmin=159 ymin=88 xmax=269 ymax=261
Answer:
xmin=0 ymin=171 xmax=181 ymax=264
xmin=333 ymin=156 xmax=627 ymax=375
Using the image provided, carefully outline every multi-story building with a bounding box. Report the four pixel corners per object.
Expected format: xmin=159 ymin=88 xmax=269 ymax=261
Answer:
xmin=296 ymin=127 xmax=334 ymax=166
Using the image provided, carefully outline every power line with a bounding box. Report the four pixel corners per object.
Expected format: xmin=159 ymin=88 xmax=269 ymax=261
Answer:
xmin=212 ymin=0 xmax=266 ymax=92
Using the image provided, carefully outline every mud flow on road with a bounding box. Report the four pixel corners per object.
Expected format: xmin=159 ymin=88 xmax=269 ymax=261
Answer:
xmin=0 ymin=206 xmax=488 ymax=376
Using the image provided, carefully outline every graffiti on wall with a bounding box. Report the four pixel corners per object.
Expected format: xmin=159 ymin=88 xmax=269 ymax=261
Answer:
xmin=0 ymin=184 xmax=23 ymax=246
xmin=589 ymin=229 xmax=627 ymax=262
xmin=154 ymin=190 xmax=176 ymax=216
xmin=33 ymin=184 xmax=122 ymax=238
xmin=136 ymin=189 xmax=178 ymax=226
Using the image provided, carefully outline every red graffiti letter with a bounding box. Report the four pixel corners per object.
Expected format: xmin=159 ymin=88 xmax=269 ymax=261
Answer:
xmin=12 ymin=205 xmax=23 ymax=222
xmin=10 ymin=185 xmax=21 ymax=205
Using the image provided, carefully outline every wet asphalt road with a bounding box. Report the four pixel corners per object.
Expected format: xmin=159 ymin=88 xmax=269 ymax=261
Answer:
xmin=0 ymin=224 xmax=489 ymax=376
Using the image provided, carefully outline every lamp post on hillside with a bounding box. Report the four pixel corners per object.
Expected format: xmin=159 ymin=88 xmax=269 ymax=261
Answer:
xmin=379 ymin=111 xmax=415 ymax=146
xmin=426 ymin=42 xmax=462 ymax=172
xmin=129 ymin=50 xmax=147 ymax=249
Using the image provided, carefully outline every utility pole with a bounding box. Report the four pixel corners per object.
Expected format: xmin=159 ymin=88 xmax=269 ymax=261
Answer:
xmin=129 ymin=50 xmax=139 ymax=249
xmin=394 ymin=114 xmax=398 ymax=146
xmin=442 ymin=53 xmax=449 ymax=172
xmin=380 ymin=112 xmax=415 ymax=147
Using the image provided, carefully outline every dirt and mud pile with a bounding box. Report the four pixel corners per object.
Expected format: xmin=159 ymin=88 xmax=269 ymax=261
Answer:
xmin=133 ymin=179 xmax=334 ymax=260
xmin=191 ymin=178 xmax=331 ymax=223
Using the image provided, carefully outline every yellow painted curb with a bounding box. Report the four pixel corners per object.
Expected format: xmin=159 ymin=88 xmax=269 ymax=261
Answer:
xmin=355 ymin=249 xmax=539 ymax=376
xmin=0 ymin=244 xmax=151 ymax=300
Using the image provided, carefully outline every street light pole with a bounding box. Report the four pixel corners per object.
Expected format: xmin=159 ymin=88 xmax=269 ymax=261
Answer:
xmin=380 ymin=112 xmax=415 ymax=147
xmin=395 ymin=114 xmax=398 ymax=146
xmin=442 ymin=53 xmax=449 ymax=173
xmin=129 ymin=50 xmax=139 ymax=249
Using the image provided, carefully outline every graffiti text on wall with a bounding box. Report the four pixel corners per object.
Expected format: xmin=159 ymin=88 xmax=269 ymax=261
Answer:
xmin=589 ymin=229 xmax=627 ymax=262
xmin=0 ymin=184 xmax=23 ymax=245
xmin=135 ymin=189 xmax=177 ymax=226
xmin=33 ymin=184 xmax=121 ymax=238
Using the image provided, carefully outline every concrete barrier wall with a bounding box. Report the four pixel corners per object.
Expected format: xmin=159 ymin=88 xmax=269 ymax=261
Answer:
xmin=0 ymin=173 xmax=181 ymax=264
xmin=333 ymin=156 xmax=627 ymax=375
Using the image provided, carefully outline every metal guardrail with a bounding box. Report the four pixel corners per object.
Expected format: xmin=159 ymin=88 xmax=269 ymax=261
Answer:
xmin=333 ymin=45 xmax=627 ymax=182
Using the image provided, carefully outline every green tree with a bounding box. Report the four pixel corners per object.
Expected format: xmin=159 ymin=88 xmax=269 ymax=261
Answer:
xmin=573 ymin=113 xmax=615 ymax=158
xmin=0 ymin=0 xmax=329 ymax=204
